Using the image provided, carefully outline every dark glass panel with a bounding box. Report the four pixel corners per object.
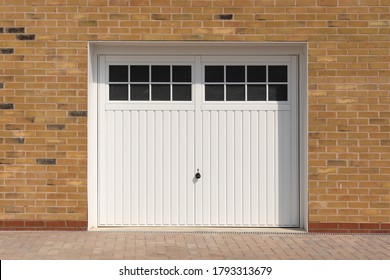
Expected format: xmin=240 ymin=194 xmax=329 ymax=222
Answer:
xmin=152 ymin=84 xmax=170 ymax=101
xmin=205 ymin=85 xmax=224 ymax=101
xmin=173 ymin=66 xmax=191 ymax=82
xmin=269 ymin=84 xmax=288 ymax=101
xmin=130 ymin=65 xmax=149 ymax=82
xmin=247 ymin=85 xmax=266 ymax=101
xmin=226 ymin=66 xmax=245 ymax=82
xmin=268 ymin=66 xmax=288 ymax=82
xmin=152 ymin=65 xmax=170 ymax=82
xmin=205 ymin=66 xmax=224 ymax=82
xmin=247 ymin=66 xmax=266 ymax=82
xmin=130 ymin=84 xmax=149 ymax=100
xmin=226 ymin=85 xmax=245 ymax=101
xmin=109 ymin=65 xmax=128 ymax=82
xmin=109 ymin=84 xmax=128 ymax=101
xmin=173 ymin=85 xmax=192 ymax=101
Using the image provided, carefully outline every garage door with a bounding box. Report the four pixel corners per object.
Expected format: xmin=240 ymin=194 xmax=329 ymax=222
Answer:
xmin=97 ymin=55 xmax=299 ymax=227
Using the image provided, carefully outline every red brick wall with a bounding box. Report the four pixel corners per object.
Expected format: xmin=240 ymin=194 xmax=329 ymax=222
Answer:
xmin=0 ymin=0 xmax=389 ymax=232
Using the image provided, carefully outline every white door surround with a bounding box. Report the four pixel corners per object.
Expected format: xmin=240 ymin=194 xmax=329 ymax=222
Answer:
xmin=88 ymin=42 xmax=308 ymax=230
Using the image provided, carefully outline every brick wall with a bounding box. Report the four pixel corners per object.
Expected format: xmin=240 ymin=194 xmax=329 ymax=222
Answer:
xmin=0 ymin=0 xmax=389 ymax=232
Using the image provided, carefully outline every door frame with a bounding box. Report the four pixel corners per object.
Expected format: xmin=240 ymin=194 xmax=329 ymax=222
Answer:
xmin=88 ymin=42 xmax=308 ymax=230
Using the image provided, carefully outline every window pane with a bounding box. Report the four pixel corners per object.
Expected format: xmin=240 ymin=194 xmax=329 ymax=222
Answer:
xmin=173 ymin=66 xmax=191 ymax=82
xmin=247 ymin=66 xmax=266 ymax=82
xmin=269 ymin=84 xmax=288 ymax=101
xmin=226 ymin=66 xmax=245 ymax=82
xmin=205 ymin=85 xmax=224 ymax=101
xmin=173 ymin=85 xmax=191 ymax=101
xmin=226 ymin=85 xmax=245 ymax=101
xmin=205 ymin=66 xmax=224 ymax=82
xmin=130 ymin=84 xmax=149 ymax=100
xmin=109 ymin=65 xmax=128 ymax=82
xmin=109 ymin=84 xmax=128 ymax=100
xmin=247 ymin=85 xmax=266 ymax=101
xmin=152 ymin=66 xmax=170 ymax=82
xmin=130 ymin=65 xmax=149 ymax=82
xmin=268 ymin=66 xmax=288 ymax=82
xmin=152 ymin=84 xmax=170 ymax=100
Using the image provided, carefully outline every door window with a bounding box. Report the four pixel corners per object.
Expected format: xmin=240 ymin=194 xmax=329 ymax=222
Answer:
xmin=204 ymin=65 xmax=288 ymax=102
xmin=108 ymin=65 xmax=192 ymax=101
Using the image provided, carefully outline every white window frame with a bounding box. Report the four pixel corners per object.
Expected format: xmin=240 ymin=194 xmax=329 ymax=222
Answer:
xmin=88 ymin=42 xmax=308 ymax=231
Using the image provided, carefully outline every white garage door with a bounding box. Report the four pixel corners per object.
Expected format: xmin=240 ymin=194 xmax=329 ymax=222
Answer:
xmin=97 ymin=55 xmax=299 ymax=227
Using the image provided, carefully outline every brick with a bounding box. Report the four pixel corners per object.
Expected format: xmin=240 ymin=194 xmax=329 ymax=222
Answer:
xmin=6 ymin=27 xmax=25 ymax=33
xmin=68 ymin=111 xmax=87 ymax=117
xmin=47 ymin=124 xmax=66 ymax=130
xmin=218 ymin=14 xmax=233 ymax=20
xmin=5 ymin=138 xmax=25 ymax=144
xmin=151 ymin=14 xmax=170 ymax=20
xmin=16 ymin=34 xmax=35 ymax=40
xmin=0 ymin=48 xmax=14 ymax=54
xmin=36 ymin=159 xmax=57 ymax=165
xmin=0 ymin=103 xmax=14 ymax=109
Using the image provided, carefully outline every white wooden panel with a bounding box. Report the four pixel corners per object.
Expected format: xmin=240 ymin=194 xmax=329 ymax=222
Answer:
xmin=162 ymin=111 xmax=171 ymax=225
xmin=259 ymin=111 xmax=267 ymax=226
xmin=274 ymin=111 xmax=280 ymax=226
xmin=242 ymin=111 xmax=251 ymax=225
xmin=171 ymin=111 xmax=179 ymax=225
xmin=226 ymin=111 xmax=235 ymax=225
xmin=218 ymin=111 xmax=227 ymax=225
xmin=266 ymin=111 xmax=275 ymax=226
xmin=138 ymin=111 xmax=147 ymax=225
xmin=234 ymin=111 xmax=243 ymax=225
xmin=130 ymin=111 xmax=139 ymax=224
xmin=114 ymin=111 xmax=123 ymax=225
xmin=146 ymin=111 xmax=155 ymax=225
xmin=106 ymin=111 xmax=115 ymax=225
xmin=210 ymin=111 xmax=219 ymax=225
xmin=202 ymin=111 xmax=211 ymax=225
xmin=154 ymin=111 xmax=163 ymax=225
xmin=186 ymin=111 xmax=195 ymax=225
xmin=123 ymin=111 xmax=131 ymax=225
xmin=250 ymin=111 xmax=259 ymax=225
xmin=179 ymin=111 xmax=187 ymax=225
xmin=281 ymin=110 xmax=291 ymax=226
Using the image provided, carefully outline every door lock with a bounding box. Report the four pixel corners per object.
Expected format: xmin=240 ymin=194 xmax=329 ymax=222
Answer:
xmin=195 ymin=169 xmax=201 ymax=179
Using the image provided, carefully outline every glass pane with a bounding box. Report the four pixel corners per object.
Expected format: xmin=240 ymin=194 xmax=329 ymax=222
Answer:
xmin=247 ymin=66 xmax=266 ymax=82
xmin=205 ymin=66 xmax=224 ymax=82
xmin=226 ymin=66 xmax=245 ymax=82
xmin=130 ymin=65 xmax=149 ymax=82
xmin=152 ymin=84 xmax=170 ymax=100
xmin=269 ymin=84 xmax=288 ymax=101
xmin=268 ymin=66 xmax=288 ymax=82
xmin=173 ymin=66 xmax=191 ymax=82
xmin=109 ymin=65 xmax=128 ymax=82
xmin=205 ymin=85 xmax=224 ymax=101
xmin=247 ymin=85 xmax=266 ymax=101
xmin=226 ymin=85 xmax=245 ymax=101
xmin=173 ymin=85 xmax=191 ymax=101
xmin=130 ymin=84 xmax=149 ymax=100
xmin=109 ymin=84 xmax=128 ymax=100
xmin=152 ymin=65 xmax=170 ymax=82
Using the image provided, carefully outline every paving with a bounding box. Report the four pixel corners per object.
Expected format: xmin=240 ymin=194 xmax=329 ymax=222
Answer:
xmin=0 ymin=230 xmax=389 ymax=260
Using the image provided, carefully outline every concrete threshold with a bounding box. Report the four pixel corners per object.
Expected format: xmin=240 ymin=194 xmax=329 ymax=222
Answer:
xmin=88 ymin=226 xmax=307 ymax=234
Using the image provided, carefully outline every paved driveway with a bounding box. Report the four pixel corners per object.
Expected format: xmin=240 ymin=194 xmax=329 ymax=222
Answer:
xmin=0 ymin=231 xmax=389 ymax=260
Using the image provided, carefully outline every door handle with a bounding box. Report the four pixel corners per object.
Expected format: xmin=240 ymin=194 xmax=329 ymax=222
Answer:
xmin=195 ymin=172 xmax=201 ymax=179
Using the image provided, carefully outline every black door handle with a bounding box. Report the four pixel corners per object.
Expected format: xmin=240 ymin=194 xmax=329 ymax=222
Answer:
xmin=195 ymin=172 xmax=201 ymax=179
